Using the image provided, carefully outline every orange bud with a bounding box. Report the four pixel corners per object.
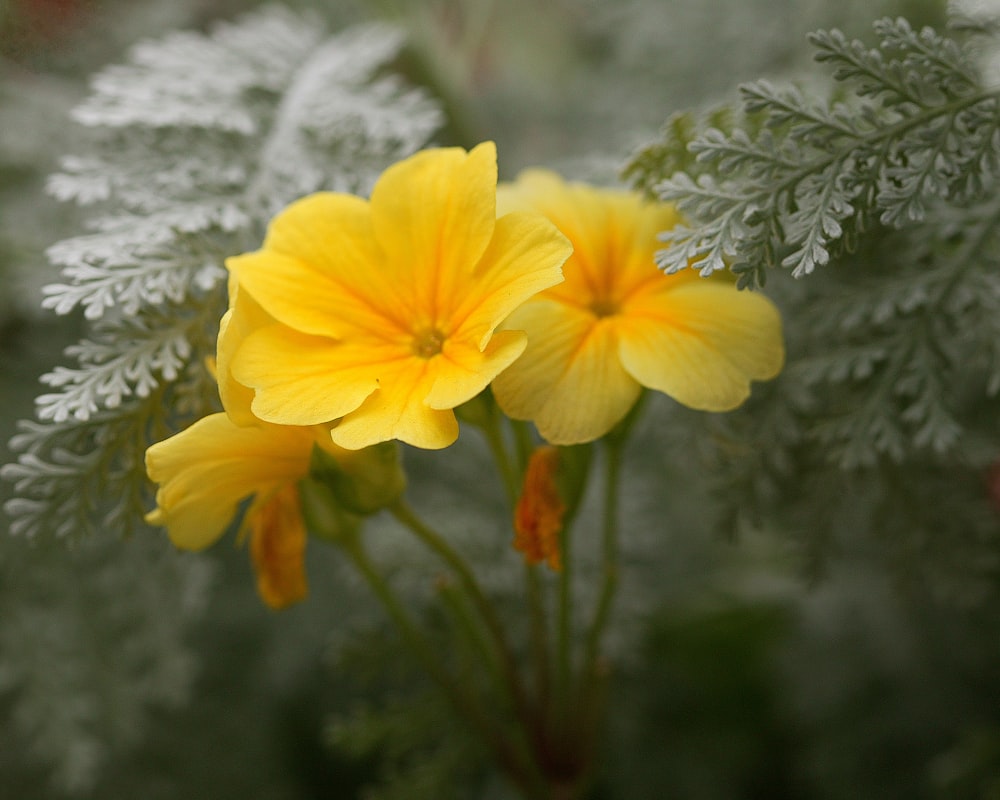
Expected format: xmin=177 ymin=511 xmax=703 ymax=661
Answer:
xmin=248 ymin=484 xmax=308 ymax=609
xmin=513 ymin=446 xmax=565 ymax=571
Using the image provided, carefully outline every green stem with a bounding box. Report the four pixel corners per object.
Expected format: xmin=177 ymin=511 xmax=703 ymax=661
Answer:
xmin=343 ymin=535 xmax=547 ymax=798
xmin=436 ymin=578 xmax=506 ymax=693
xmin=511 ymin=419 xmax=536 ymax=472
xmin=478 ymin=409 xmax=553 ymax=711
xmin=481 ymin=407 xmax=519 ymax=507
xmin=581 ymin=438 xmax=624 ymax=686
xmin=555 ymin=506 xmax=574 ymax=714
xmin=390 ymin=500 xmax=535 ymax=731
xmin=525 ymin=562 xmax=551 ymax=706
xmin=580 ymin=394 xmax=646 ymax=696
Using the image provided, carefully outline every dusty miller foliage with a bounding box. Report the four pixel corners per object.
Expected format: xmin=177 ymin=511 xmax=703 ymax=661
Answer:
xmin=624 ymin=11 xmax=1000 ymax=599
xmin=0 ymin=534 xmax=214 ymax=793
xmin=1 ymin=6 xmax=443 ymax=542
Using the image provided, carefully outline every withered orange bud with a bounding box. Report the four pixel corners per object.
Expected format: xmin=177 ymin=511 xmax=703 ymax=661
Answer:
xmin=513 ymin=446 xmax=565 ymax=571
xmin=249 ymin=484 xmax=308 ymax=609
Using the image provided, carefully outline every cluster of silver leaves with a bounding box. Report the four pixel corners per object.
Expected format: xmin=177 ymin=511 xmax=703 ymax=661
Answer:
xmin=623 ymin=8 xmax=1000 ymax=605
xmin=2 ymin=6 xmax=442 ymax=541
xmin=646 ymin=16 xmax=1000 ymax=285
xmin=0 ymin=6 xmax=441 ymax=793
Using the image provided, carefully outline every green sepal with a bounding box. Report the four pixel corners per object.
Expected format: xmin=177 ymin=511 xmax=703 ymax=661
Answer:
xmin=454 ymin=388 xmax=496 ymax=429
xmin=308 ymin=442 xmax=407 ymax=516
xmin=298 ymin=475 xmax=363 ymax=545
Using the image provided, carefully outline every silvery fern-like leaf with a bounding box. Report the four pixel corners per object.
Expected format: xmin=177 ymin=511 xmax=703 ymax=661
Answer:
xmin=0 ymin=532 xmax=213 ymax=792
xmin=628 ymin=15 xmax=1000 ymax=288
xmin=3 ymin=6 xmax=443 ymax=541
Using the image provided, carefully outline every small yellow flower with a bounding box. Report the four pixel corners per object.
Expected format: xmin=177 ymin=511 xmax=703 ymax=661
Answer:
xmin=144 ymin=411 xmax=335 ymax=608
xmin=224 ymin=142 xmax=572 ymax=450
xmin=491 ymin=170 xmax=785 ymax=445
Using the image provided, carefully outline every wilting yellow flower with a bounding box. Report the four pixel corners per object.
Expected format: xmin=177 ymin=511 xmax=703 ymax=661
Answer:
xmin=145 ymin=411 xmax=334 ymax=608
xmin=513 ymin=446 xmax=565 ymax=571
xmin=224 ymin=142 xmax=571 ymax=451
xmin=491 ymin=170 xmax=785 ymax=445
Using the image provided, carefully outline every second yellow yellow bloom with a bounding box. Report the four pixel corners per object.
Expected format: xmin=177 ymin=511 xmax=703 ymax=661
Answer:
xmin=492 ymin=170 xmax=785 ymax=445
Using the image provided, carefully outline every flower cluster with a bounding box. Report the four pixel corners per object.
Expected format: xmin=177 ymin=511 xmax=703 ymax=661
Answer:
xmin=144 ymin=142 xmax=784 ymax=607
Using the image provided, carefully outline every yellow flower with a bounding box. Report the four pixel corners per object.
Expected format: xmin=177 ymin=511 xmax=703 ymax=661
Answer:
xmin=491 ymin=170 xmax=785 ymax=445
xmin=224 ymin=142 xmax=571 ymax=451
xmin=145 ymin=411 xmax=330 ymax=608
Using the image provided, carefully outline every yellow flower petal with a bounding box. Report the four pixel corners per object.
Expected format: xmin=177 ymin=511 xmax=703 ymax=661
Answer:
xmin=425 ymin=330 xmax=527 ymax=411
xmin=228 ymin=193 xmax=410 ymax=340
xmin=330 ymin=358 xmax=459 ymax=450
xmin=370 ymin=142 xmax=498 ymax=318
xmin=498 ymin=170 xmax=686 ymax=309
xmin=617 ymin=280 xmax=785 ymax=411
xmin=233 ymin=325 xmax=400 ymax=426
xmin=492 ymin=301 xmax=641 ymax=445
xmin=144 ymin=413 xmax=317 ymax=550
xmin=217 ymin=276 xmax=274 ymax=426
xmin=451 ymin=211 xmax=570 ymax=349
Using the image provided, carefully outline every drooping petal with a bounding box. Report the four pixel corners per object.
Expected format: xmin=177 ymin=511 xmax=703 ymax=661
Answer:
xmin=617 ymin=280 xmax=785 ymax=411
xmin=513 ymin=445 xmax=565 ymax=571
xmin=425 ymin=329 xmax=527 ymax=410
xmin=145 ymin=413 xmax=317 ymax=550
xmin=227 ymin=193 xmax=408 ymax=341
xmin=247 ymin=483 xmax=308 ymax=610
xmin=233 ymin=325 xmax=404 ymax=426
xmin=217 ymin=276 xmax=275 ymax=426
xmin=449 ymin=211 xmax=570 ymax=349
xmin=370 ymin=142 xmax=498 ymax=318
xmin=492 ymin=301 xmax=642 ymax=444
xmin=331 ymin=358 xmax=458 ymax=450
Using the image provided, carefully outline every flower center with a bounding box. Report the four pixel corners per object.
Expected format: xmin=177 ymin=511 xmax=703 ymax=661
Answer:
xmin=589 ymin=297 xmax=619 ymax=318
xmin=412 ymin=327 xmax=446 ymax=359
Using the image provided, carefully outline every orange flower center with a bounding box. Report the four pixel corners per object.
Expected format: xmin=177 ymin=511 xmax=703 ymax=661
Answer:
xmin=412 ymin=327 xmax=446 ymax=358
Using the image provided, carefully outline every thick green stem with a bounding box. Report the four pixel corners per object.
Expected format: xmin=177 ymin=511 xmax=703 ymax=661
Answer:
xmin=389 ymin=500 xmax=533 ymax=726
xmin=525 ymin=562 xmax=551 ymax=705
xmin=581 ymin=439 xmax=624 ymax=686
xmin=343 ymin=535 xmax=547 ymax=798
xmin=436 ymin=578 xmax=506 ymax=692
xmin=580 ymin=394 xmax=646 ymax=702
xmin=477 ymin=408 xmax=553 ymax=714
xmin=480 ymin=406 xmax=520 ymax=507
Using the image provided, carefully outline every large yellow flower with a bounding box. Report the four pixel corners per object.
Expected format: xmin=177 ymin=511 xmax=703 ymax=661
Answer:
xmin=491 ymin=170 xmax=785 ymax=445
xmin=224 ymin=142 xmax=571 ymax=450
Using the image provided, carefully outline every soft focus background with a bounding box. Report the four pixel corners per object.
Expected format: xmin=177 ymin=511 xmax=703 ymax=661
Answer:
xmin=7 ymin=1 xmax=999 ymax=799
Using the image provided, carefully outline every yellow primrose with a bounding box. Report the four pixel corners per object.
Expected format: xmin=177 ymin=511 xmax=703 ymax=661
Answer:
xmin=491 ymin=170 xmax=785 ymax=445
xmin=145 ymin=411 xmax=331 ymax=608
xmin=224 ymin=142 xmax=572 ymax=450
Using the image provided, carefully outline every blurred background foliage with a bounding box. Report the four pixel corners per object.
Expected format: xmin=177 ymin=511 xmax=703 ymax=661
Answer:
xmin=7 ymin=0 xmax=1000 ymax=798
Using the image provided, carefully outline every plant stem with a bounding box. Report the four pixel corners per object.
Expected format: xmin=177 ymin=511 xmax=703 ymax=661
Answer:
xmin=555 ymin=506 xmax=573 ymax=712
xmin=580 ymin=437 xmax=624 ymax=688
xmin=389 ymin=500 xmax=536 ymax=735
xmin=580 ymin=394 xmax=646 ymax=700
xmin=480 ymin=405 xmax=520 ymax=506
xmin=477 ymin=409 xmax=554 ymax=714
xmin=525 ymin=561 xmax=551 ymax=706
xmin=343 ymin=535 xmax=548 ymax=798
